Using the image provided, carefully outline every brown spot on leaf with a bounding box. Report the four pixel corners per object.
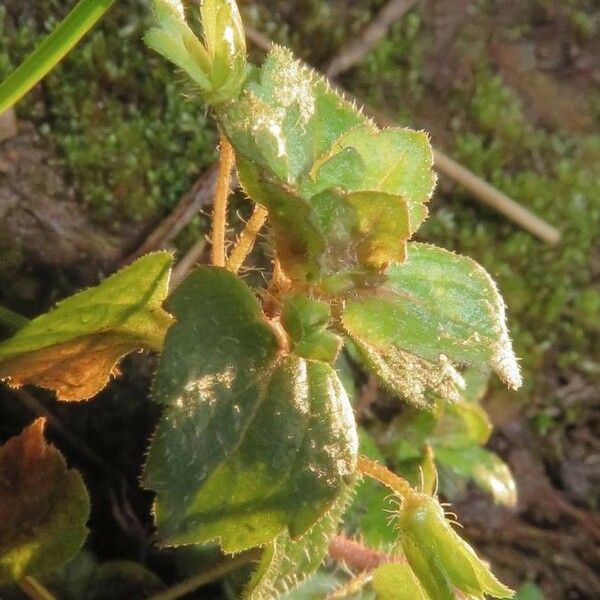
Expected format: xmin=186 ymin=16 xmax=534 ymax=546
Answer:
xmin=0 ymin=333 xmax=147 ymax=401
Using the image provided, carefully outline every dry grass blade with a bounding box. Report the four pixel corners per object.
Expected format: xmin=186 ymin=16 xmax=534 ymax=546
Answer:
xmin=324 ymin=0 xmax=418 ymax=79
xmin=122 ymin=165 xmax=218 ymax=265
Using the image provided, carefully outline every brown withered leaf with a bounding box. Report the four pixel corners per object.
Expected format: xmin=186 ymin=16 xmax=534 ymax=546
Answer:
xmin=0 ymin=252 xmax=173 ymax=401
xmin=0 ymin=418 xmax=89 ymax=583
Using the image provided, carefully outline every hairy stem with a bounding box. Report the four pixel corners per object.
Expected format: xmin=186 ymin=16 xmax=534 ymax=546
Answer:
xmin=226 ymin=204 xmax=268 ymax=273
xmin=147 ymin=553 xmax=255 ymax=600
xmin=211 ymin=133 xmax=235 ymax=267
xmin=357 ymin=454 xmax=413 ymax=499
xmin=328 ymin=534 xmax=402 ymax=571
xmin=0 ymin=305 xmax=29 ymax=332
xmin=18 ymin=577 xmax=57 ymax=600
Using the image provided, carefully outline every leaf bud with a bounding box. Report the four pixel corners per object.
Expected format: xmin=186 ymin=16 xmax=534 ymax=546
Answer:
xmin=397 ymin=492 xmax=514 ymax=599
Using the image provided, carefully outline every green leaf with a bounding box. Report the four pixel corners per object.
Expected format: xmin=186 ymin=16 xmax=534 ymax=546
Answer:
xmin=0 ymin=252 xmax=173 ymax=401
xmin=145 ymin=267 xmax=358 ymax=552
xmin=461 ymin=366 xmax=491 ymax=403
xmin=0 ymin=419 xmax=89 ymax=584
xmin=220 ymin=46 xmax=365 ymax=183
xmin=0 ymin=306 xmax=29 ymax=334
xmin=307 ymin=125 xmax=434 ymax=233
xmin=372 ymin=563 xmax=428 ymax=600
xmin=309 ymin=188 xmax=410 ymax=290
xmin=392 ymin=400 xmax=491 ymax=458
xmin=200 ymin=0 xmax=247 ymax=93
xmin=245 ymin=486 xmax=353 ymax=600
xmin=347 ymin=340 xmax=464 ymax=409
xmin=219 ymin=46 xmax=433 ymax=288
xmin=281 ymin=295 xmax=341 ymax=363
xmin=278 ymin=573 xmax=345 ymax=600
xmin=513 ymin=583 xmax=544 ymax=600
xmin=342 ymin=243 xmax=522 ymax=406
xmin=0 ymin=0 xmax=116 ymax=114
xmin=431 ymin=402 xmax=492 ymax=449
xmin=435 ymin=446 xmax=517 ymax=507
xmin=85 ymin=561 xmax=164 ymax=600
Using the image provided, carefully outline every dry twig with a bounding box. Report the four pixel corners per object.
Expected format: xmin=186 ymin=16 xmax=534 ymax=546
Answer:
xmin=324 ymin=0 xmax=418 ymax=79
xmin=122 ymin=165 xmax=218 ymax=265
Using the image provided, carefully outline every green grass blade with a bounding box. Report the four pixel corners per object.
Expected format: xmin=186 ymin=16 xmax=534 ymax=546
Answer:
xmin=0 ymin=0 xmax=116 ymax=114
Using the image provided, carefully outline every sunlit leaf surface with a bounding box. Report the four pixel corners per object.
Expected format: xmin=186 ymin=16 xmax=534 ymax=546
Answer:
xmin=343 ymin=243 xmax=522 ymax=406
xmin=397 ymin=493 xmax=513 ymax=599
xmin=372 ymin=563 xmax=428 ymax=600
xmin=0 ymin=253 xmax=173 ymax=401
xmin=145 ymin=268 xmax=358 ymax=552
xmin=219 ymin=46 xmax=433 ymax=288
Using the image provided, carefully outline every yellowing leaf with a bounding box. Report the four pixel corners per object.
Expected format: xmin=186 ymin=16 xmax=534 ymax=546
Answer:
xmin=219 ymin=46 xmax=433 ymax=289
xmin=0 ymin=419 xmax=90 ymax=583
xmin=0 ymin=252 xmax=173 ymax=401
xmin=308 ymin=125 xmax=435 ymax=233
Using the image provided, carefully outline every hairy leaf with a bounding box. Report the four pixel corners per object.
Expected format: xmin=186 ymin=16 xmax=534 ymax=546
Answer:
xmin=306 ymin=125 xmax=434 ymax=233
xmin=343 ymin=243 xmax=522 ymax=406
xmin=145 ymin=268 xmax=358 ymax=552
xmin=349 ymin=341 xmax=465 ymax=409
xmin=0 ymin=419 xmax=89 ymax=583
xmin=397 ymin=493 xmax=513 ymax=599
xmin=219 ymin=46 xmax=432 ymax=288
xmin=245 ymin=487 xmax=352 ymax=600
xmin=281 ymin=295 xmax=341 ymax=363
xmin=0 ymin=252 xmax=173 ymax=401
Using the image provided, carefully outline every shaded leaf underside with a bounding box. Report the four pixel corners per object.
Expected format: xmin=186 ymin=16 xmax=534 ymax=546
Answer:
xmin=245 ymin=485 xmax=353 ymax=600
xmin=0 ymin=419 xmax=89 ymax=583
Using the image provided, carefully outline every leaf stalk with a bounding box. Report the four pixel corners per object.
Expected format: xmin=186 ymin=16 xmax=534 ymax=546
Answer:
xmin=211 ymin=133 xmax=235 ymax=267
xmin=356 ymin=455 xmax=413 ymax=499
xmin=226 ymin=203 xmax=268 ymax=274
xmin=18 ymin=577 xmax=57 ymax=600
